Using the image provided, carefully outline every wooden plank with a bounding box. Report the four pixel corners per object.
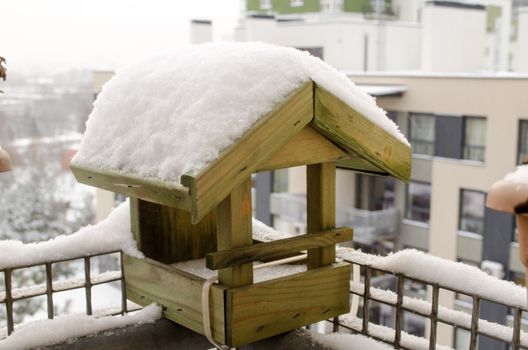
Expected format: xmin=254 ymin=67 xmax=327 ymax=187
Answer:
xmin=313 ymin=85 xmax=411 ymax=182
xmin=71 ymin=164 xmax=190 ymax=210
xmin=306 ymin=162 xmax=336 ymax=269
xmin=206 ymin=227 xmax=352 ymax=270
xmin=225 ymin=262 xmax=351 ymax=347
xmin=123 ymin=255 xmax=226 ymax=343
xmin=257 ymin=126 xmax=348 ymax=171
xmin=130 ymin=198 xmax=217 ymax=264
xmin=130 ymin=198 xmax=142 ymax=251
xmin=336 ymin=153 xmax=391 ymax=176
xmin=216 ymin=177 xmax=253 ymax=288
xmin=182 ymin=81 xmax=314 ymax=223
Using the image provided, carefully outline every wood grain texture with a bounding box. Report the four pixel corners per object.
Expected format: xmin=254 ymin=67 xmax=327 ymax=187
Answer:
xmin=71 ymin=164 xmax=190 ymax=210
xmin=206 ymin=227 xmax=352 ymax=270
xmin=123 ymin=255 xmax=226 ymax=343
xmin=257 ymin=126 xmax=348 ymax=171
xmin=313 ymin=85 xmax=411 ymax=182
xmin=216 ymin=177 xmax=253 ymax=288
xmin=182 ymin=82 xmax=314 ymax=223
xmin=225 ymin=262 xmax=351 ymax=347
xmin=130 ymin=198 xmax=217 ymax=264
xmin=306 ymin=162 xmax=336 ymax=269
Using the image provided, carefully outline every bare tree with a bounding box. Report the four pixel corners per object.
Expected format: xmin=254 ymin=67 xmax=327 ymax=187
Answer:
xmin=0 ymin=56 xmax=6 ymax=93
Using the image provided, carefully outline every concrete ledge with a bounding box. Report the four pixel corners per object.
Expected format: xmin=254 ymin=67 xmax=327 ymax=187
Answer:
xmin=43 ymin=319 xmax=331 ymax=350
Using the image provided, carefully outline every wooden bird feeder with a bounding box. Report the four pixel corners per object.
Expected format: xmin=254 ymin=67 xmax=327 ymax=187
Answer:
xmin=71 ymin=81 xmax=411 ymax=347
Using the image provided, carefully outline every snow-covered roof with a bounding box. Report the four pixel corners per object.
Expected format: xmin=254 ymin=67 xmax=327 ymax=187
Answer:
xmin=72 ymin=42 xmax=412 ymax=223
xmin=72 ymin=42 xmax=407 ymax=182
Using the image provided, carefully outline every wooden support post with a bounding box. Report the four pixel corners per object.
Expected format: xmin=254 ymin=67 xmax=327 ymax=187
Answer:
xmin=217 ymin=177 xmax=253 ymax=287
xmin=306 ymin=162 xmax=336 ymax=269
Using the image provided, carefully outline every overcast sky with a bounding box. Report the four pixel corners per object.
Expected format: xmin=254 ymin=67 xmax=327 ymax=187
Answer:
xmin=1 ymin=0 xmax=241 ymax=73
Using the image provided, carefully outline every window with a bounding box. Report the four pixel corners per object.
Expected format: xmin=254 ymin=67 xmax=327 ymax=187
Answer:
xmin=260 ymin=0 xmax=272 ymax=9
xmin=518 ymin=119 xmax=528 ymax=164
xmin=405 ymin=181 xmax=431 ymax=223
xmin=459 ymin=189 xmax=486 ymax=235
xmin=462 ymin=116 xmax=486 ymax=162
xmin=290 ymin=0 xmax=304 ymax=6
xmin=355 ymin=175 xmax=395 ymax=211
xmin=295 ymin=47 xmax=324 ymax=60
xmin=408 ymin=113 xmax=435 ymax=156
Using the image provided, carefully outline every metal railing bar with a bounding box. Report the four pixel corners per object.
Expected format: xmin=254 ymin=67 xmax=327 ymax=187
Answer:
xmin=0 ymin=250 xmax=122 ymax=274
xmin=332 ymin=316 xmax=339 ymax=333
xmin=394 ymin=274 xmax=404 ymax=348
xmin=84 ymin=257 xmax=92 ymax=316
xmin=429 ymin=284 xmax=439 ymax=350
xmin=45 ymin=263 xmax=53 ymax=320
xmin=120 ymin=252 xmax=127 ymax=315
xmin=362 ymin=266 xmax=371 ymax=336
xmin=350 ymin=290 xmax=433 ymax=320
xmin=4 ymin=268 xmax=14 ymax=335
xmin=469 ymin=296 xmax=480 ymax=350
xmin=513 ymin=308 xmax=522 ymax=350
xmin=0 ymin=275 xmax=122 ymax=303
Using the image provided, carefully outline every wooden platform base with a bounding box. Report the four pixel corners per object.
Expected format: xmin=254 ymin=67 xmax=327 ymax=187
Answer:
xmin=124 ymin=256 xmax=350 ymax=347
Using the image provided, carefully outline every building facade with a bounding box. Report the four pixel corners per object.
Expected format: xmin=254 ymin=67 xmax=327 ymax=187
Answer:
xmin=255 ymin=73 xmax=528 ymax=348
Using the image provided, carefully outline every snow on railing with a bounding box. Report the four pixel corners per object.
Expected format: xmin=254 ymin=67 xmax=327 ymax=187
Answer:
xmin=0 ymin=201 xmax=143 ymax=339
xmin=334 ymin=248 xmax=528 ymax=350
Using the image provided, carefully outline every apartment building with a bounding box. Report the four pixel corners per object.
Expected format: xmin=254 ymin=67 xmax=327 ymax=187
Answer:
xmin=238 ymin=0 xmax=528 ymax=73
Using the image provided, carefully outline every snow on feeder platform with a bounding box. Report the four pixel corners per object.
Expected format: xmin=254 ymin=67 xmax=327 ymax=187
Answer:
xmin=70 ymin=42 xmax=411 ymax=347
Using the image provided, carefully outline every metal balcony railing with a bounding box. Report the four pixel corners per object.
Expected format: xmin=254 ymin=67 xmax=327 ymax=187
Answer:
xmin=2 ymin=246 xmax=527 ymax=350
xmin=0 ymin=251 xmax=137 ymax=338
xmin=328 ymin=253 xmax=528 ymax=350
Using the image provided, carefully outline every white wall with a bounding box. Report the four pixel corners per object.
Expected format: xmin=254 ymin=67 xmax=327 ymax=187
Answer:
xmin=421 ymin=4 xmax=486 ymax=72
xmin=517 ymin=9 xmax=528 ymax=73
xmin=392 ymin=0 xmax=421 ymax=22
xmin=238 ymin=17 xmax=421 ymax=71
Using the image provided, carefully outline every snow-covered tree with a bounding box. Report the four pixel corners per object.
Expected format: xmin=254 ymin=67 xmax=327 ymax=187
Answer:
xmin=0 ymin=164 xmax=94 ymax=323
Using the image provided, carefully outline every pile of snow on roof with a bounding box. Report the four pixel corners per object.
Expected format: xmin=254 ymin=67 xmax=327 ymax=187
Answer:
xmin=73 ymin=42 xmax=407 ymax=182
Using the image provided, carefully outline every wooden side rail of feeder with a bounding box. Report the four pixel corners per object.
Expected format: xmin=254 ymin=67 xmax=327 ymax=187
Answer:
xmin=72 ymin=80 xmax=412 ymax=348
xmin=206 ymin=227 xmax=353 ymax=270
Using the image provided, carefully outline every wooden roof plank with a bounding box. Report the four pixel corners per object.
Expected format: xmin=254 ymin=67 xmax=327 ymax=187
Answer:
xmin=312 ymin=84 xmax=411 ymax=182
xmin=71 ymin=164 xmax=190 ymax=210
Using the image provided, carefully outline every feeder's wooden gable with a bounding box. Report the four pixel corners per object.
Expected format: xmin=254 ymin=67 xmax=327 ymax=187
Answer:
xmin=181 ymin=81 xmax=411 ymax=223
